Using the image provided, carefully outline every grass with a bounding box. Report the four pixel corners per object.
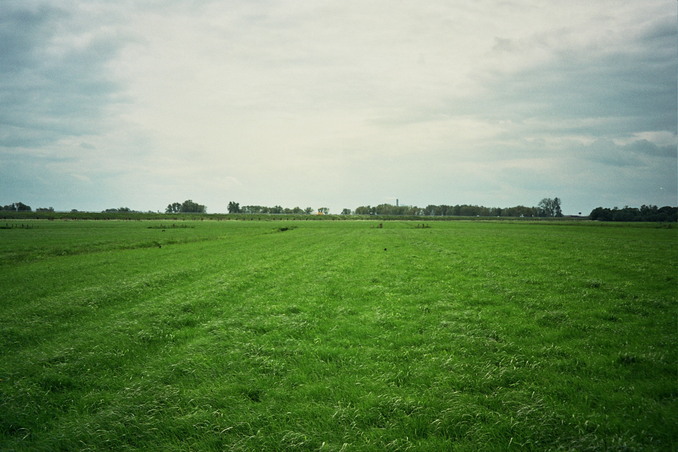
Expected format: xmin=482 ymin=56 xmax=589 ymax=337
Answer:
xmin=0 ymin=220 xmax=676 ymax=450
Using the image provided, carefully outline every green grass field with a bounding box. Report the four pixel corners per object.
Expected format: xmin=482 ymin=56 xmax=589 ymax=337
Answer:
xmin=1 ymin=219 xmax=676 ymax=451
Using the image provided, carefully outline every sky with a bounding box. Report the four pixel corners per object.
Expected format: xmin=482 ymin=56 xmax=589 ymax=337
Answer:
xmin=1 ymin=0 xmax=676 ymax=215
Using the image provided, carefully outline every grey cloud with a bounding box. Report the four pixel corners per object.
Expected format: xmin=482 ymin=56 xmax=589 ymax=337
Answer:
xmin=627 ymin=140 xmax=676 ymax=159
xmin=638 ymin=14 xmax=676 ymax=48
xmin=0 ymin=3 xmax=125 ymax=147
xmin=0 ymin=5 xmax=66 ymax=74
xmin=584 ymin=140 xmax=643 ymax=167
xmin=502 ymin=54 xmax=671 ymax=128
xmin=582 ymin=139 xmax=676 ymax=168
xmin=457 ymin=13 xmax=676 ymax=136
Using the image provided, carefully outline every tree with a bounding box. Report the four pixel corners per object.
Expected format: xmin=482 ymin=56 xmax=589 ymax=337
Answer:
xmin=166 ymin=200 xmax=206 ymax=213
xmin=181 ymin=199 xmax=206 ymax=213
xmin=2 ymin=202 xmax=31 ymax=211
xmin=166 ymin=202 xmax=182 ymax=213
xmin=317 ymin=207 xmax=329 ymax=215
xmin=341 ymin=208 xmax=352 ymax=215
xmin=589 ymin=205 xmax=676 ymax=222
xmin=104 ymin=207 xmax=132 ymax=212
xmin=227 ymin=201 xmax=240 ymax=214
xmin=538 ymin=197 xmax=563 ymax=217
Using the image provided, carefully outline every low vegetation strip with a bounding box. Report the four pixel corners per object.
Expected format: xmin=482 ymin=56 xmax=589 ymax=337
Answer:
xmin=0 ymin=220 xmax=676 ymax=450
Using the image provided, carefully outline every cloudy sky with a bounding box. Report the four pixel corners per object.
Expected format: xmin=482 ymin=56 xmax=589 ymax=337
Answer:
xmin=1 ymin=0 xmax=676 ymax=214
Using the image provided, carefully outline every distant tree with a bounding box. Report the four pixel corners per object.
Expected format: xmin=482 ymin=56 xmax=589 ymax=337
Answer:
xmin=317 ymin=207 xmax=329 ymax=215
xmin=354 ymin=205 xmax=376 ymax=215
xmin=36 ymin=207 xmax=54 ymax=212
xmin=498 ymin=205 xmax=533 ymax=217
xmin=181 ymin=199 xmax=206 ymax=213
xmin=341 ymin=208 xmax=352 ymax=215
xmin=538 ymin=197 xmax=563 ymax=217
xmin=104 ymin=207 xmax=132 ymax=212
xmin=657 ymin=206 xmax=678 ymax=222
xmin=227 ymin=201 xmax=241 ymax=214
xmin=241 ymin=205 xmax=262 ymax=214
xmin=424 ymin=205 xmax=445 ymax=216
xmin=590 ymin=207 xmax=612 ymax=221
xmin=354 ymin=202 xmax=554 ymax=218
xmin=373 ymin=203 xmax=411 ymax=215
xmin=166 ymin=200 xmax=206 ymax=213
xmin=304 ymin=207 xmax=314 ymax=214
xmin=589 ymin=205 xmax=676 ymax=222
xmin=166 ymin=202 xmax=181 ymax=213
xmin=2 ymin=202 xmax=31 ymax=211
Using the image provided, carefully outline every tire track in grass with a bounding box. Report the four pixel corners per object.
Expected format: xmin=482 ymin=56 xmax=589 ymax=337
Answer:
xmin=0 ymin=225 xmax=298 ymax=448
xmin=109 ymin=222 xmax=420 ymax=448
xmin=0 ymin=224 xmax=363 ymax=448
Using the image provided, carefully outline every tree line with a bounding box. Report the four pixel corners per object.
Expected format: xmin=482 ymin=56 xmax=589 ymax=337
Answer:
xmin=352 ymin=198 xmax=563 ymax=217
xmin=1 ymin=202 xmax=33 ymax=212
xmin=589 ymin=205 xmax=677 ymax=222
xmin=354 ymin=203 xmax=543 ymax=217
xmin=228 ymin=202 xmax=311 ymax=215
xmin=3 ymin=198 xmax=677 ymax=222
xmin=1 ymin=202 xmax=56 ymax=212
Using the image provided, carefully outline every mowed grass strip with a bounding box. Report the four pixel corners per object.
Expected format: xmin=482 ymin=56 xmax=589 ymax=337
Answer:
xmin=0 ymin=220 xmax=676 ymax=450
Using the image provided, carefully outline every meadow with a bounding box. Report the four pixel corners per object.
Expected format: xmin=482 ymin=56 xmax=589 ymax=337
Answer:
xmin=0 ymin=219 xmax=675 ymax=451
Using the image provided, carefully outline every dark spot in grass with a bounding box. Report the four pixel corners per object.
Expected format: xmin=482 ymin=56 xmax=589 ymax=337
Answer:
xmin=286 ymin=305 xmax=302 ymax=315
xmin=39 ymin=373 xmax=76 ymax=392
xmin=45 ymin=355 xmax=70 ymax=365
xmin=537 ymin=311 xmax=569 ymax=327
xmin=170 ymin=316 xmax=197 ymax=328
xmin=249 ymin=324 xmax=270 ymax=335
xmin=617 ymin=354 xmax=640 ymax=365
xmin=586 ymin=279 xmax=603 ymax=288
xmin=600 ymin=314 xmax=619 ymax=322
xmin=242 ymin=388 xmax=262 ymax=402
xmin=147 ymin=224 xmax=194 ymax=229
xmin=0 ymin=328 xmax=33 ymax=347
xmin=275 ymin=226 xmax=297 ymax=232
xmin=384 ymin=248 xmax=387 ymax=251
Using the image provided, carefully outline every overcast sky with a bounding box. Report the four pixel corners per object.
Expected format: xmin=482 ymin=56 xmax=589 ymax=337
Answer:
xmin=1 ymin=0 xmax=676 ymax=214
